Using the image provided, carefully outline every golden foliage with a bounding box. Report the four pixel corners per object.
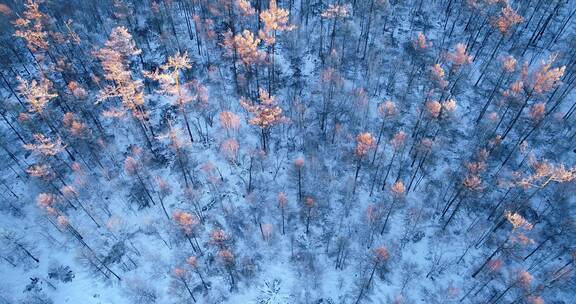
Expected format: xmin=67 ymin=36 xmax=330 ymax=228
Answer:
xmin=211 ymin=229 xmax=228 ymax=244
xmin=374 ymin=246 xmax=390 ymax=262
xmin=463 ymin=174 xmax=483 ymax=191
xmin=187 ymin=80 xmax=209 ymax=108
xmin=0 ymin=4 xmax=12 ymax=15
xmin=528 ymin=296 xmax=544 ymax=304
xmin=61 ymin=185 xmax=78 ymax=199
xmin=442 ymin=98 xmax=457 ymax=113
xmin=487 ymin=259 xmax=503 ymax=273
xmin=259 ymin=0 xmax=295 ymax=45
xmin=101 ymin=107 xmax=127 ymax=118
xmin=446 ymin=43 xmax=472 ymax=67
xmin=502 ymin=55 xmax=517 ymax=73
xmin=36 ymin=192 xmax=55 ymax=213
xmin=419 ymin=138 xmax=435 ymax=152
xmin=186 ymin=256 xmax=198 ymax=268
xmin=157 ymin=127 xmax=190 ymax=151
xmin=220 ymin=138 xmax=240 ymax=162
xmin=293 ymin=157 xmax=305 ymax=168
xmin=123 ymin=156 xmax=139 ymax=175
xmin=236 ymin=0 xmax=255 ymax=16
xmin=173 ymin=210 xmax=199 ymax=234
xmin=13 ymin=0 xmax=49 ymax=52
xmin=163 ymin=52 xmax=192 ymax=71
xmin=503 ymin=80 xmax=524 ymax=97
xmin=155 ymin=176 xmax=172 ymax=196
xmin=63 ymin=113 xmax=87 ymax=137
xmin=218 ymin=249 xmax=235 ymax=264
xmin=103 ymin=26 xmax=141 ymax=58
xmin=305 ymin=197 xmax=315 ymax=208
xmin=221 ymin=30 xmax=236 ymax=56
xmin=67 ymin=81 xmax=87 ymax=99
xmin=531 ymin=55 xmax=565 ymax=94
xmin=517 ymin=270 xmax=533 ymax=289
xmin=516 ymin=157 xmax=576 ymax=188
xmin=192 ymin=15 xmax=216 ymax=41
xmin=233 ymin=30 xmax=266 ymax=66
xmin=354 ymin=88 xmax=368 ymax=108
xmin=145 ymin=52 xmax=194 ymax=106
xmin=378 ymin=100 xmax=396 ymax=118
xmin=414 ymin=32 xmax=432 ymax=50
xmin=17 ymin=76 xmax=58 ymax=113
xmin=493 ymin=6 xmax=523 ymax=34
xmin=466 ymin=162 xmax=486 ymax=174
xmin=219 ymin=111 xmax=242 ymax=131
xmin=321 ymin=68 xmax=344 ymax=85
xmin=57 ymin=215 xmax=69 ymax=227
xmin=64 ymin=19 xmax=81 ymax=45
xmin=430 ymin=64 xmax=449 ymax=89
xmin=529 ymin=102 xmax=545 ymax=122
xmin=355 ymin=132 xmax=376 ymax=158
xmin=173 ymin=267 xmax=187 ymax=279
xmin=96 ymin=27 xmax=146 ymax=120
xmin=391 ymin=181 xmax=405 ymax=196
xmin=27 ymin=164 xmax=54 ymax=180
xmin=390 ymin=131 xmax=406 ymax=150
xmin=426 ymin=100 xmax=442 ymax=118
xmin=24 ymin=134 xmax=65 ymax=156
xmin=261 ymin=223 xmax=273 ymax=239
xmin=240 ymin=88 xmax=286 ymax=129
xmin=488 ymin=112 xmax=499 ymax=123
xmin=278 ymin=192 xmax=288 ymax=207
xmin=505 ymin=211 xmax=533 ymax=231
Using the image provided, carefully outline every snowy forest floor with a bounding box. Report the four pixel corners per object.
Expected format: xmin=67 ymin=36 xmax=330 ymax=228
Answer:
xmin=1 ymin=0 xmax=576 ymax=304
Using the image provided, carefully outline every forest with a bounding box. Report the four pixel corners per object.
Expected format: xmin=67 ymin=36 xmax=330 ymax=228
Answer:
xmin=0 ymin=0 xmax=575 ymax=303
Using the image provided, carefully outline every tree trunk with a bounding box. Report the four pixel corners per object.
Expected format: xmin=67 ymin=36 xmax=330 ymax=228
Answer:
xmin=355 ymin=261 xmax=379 ymax=304
xmin=353 ymin=159 xmax=362 ymax=194
xmin=281 ymin=205 xmax=285 ymax=235
xmin=182 ymin=279 xmax=197 ymax=302
xmin=380 ymin=199 xmax=397 ymax=235
xmin=472 ymin=241 xmax=504 ymax=278
xmin=381 ymin=150 xmax=397 ymax=190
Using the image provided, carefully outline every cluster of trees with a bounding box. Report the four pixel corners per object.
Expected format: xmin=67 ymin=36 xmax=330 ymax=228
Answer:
xmin=0 ymin=0 xmax=575 ymax=303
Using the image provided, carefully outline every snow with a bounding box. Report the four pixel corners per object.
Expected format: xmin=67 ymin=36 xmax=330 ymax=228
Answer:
xmin=1 ymin=0 xmax=576 ymax=303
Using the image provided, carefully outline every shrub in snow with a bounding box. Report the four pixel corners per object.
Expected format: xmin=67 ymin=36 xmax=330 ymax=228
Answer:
xmin=257 ymin=279 xmax=294 ymax=304
xmin=48 ymin=265 xmax=74 ymax=283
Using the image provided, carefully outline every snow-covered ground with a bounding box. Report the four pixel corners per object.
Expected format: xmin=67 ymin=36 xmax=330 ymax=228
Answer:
xmin=1 ymin=0 xmax=575 ymax=303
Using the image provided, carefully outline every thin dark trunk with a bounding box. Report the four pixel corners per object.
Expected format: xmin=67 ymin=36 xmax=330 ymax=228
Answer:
xmin=158 ymin=196 xmax=170 ymax=220
xmin=371 ymin=120 xmax=385 ymax=165
xmin=475 ymin=35 xmax=504 ymax=87
xmin=443 ymin=196 xmax=463 ymax=230
xmin=501 ymin=91 xmax=533 ymax=141
xmin=281 ymin=205 xmax=285 ymax=235
xmin=355 ymin=262 xmax=379 ymax=304
xmin=524 ymin=237 xmax=550 ymax=261
xmin=136 ymin=172 xmax=156 ymax=206
xmin=472 ymin=242 xmax=504 ymax=278
xmin=306 ymin=207 xmax=312 ymax=234
xmin=182 ymin=279 xmax=196 ymax=302
xmin=380 ymin=199 xmax=397 ymax=235
xmin=196 ymin=268 xmax=208 ymax=289
xmin=182 ymin=109 xmax=195 ymax=144
xmin=352 ymin=159 xmax=362 ymax=194
xmin=297 ymin=167 xmax=302 ymax=202
xmin=247 ymin=155 xmax=254 ymax=193
xmin=476 ymin=71 xmax=505 ymax=124
xmin=381 ymin=150 xmax=397 ymax=190
xmin=15 ymin=242 xmax=39 ymax=263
